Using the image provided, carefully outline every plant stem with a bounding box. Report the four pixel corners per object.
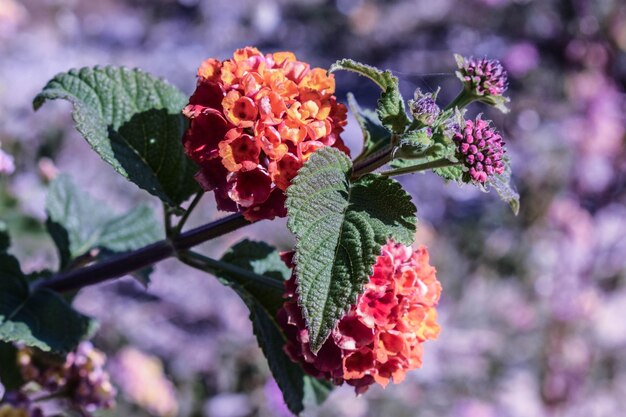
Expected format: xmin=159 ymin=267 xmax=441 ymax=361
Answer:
xmin=164 ymin=204 xmax=174 ymax=238
xmin=445 ymin=90 xmax=474 ymax=111
xmin=380 ymin=158 xmax=461 ymax=177
xmin=351 ymin=144 xmax=394 ymax=179
xmin=34 ymin=213 xmax=251 ymax=293
xmin=179 ymin=251 xmax=284 ymax=291
xmin=173 ymin=191 xmax=204 ymax=236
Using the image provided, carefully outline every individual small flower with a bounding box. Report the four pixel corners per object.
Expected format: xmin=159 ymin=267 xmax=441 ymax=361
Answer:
xmin=455 ymin=54 xmax=508 ymax=97
xmin=183 ymin=47 xmax=350 ymax=222
xmin=110 ymin=347 xmax=178 ymax=417
xmin=278 ymin=241 xmax=441 ymax=394
xmin=410 ymin=89 xmax=440 ymax=126
xmin=453 ymin=117 xmax=506 ymax=183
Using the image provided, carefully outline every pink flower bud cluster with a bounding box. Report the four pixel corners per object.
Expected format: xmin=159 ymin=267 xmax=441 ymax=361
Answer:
xmin=278 ymin=241 xmax=441 ymax=394
xmin=457 ymin=56 xmax=508 ymax=97
xmin=453 ymin=117 xmax=506 ymax=183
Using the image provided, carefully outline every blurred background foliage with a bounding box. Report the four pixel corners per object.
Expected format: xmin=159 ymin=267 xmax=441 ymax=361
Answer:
xmin=1 ymin=0 xmax=625 ymax=416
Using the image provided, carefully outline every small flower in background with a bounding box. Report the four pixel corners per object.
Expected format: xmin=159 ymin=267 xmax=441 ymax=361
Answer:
xmin=0 ymin=148 xmax=15 ymax=175
xmin=278 ymin=241 xmax=441 ymax=394
xmin=110 ymin=347 xmax=178 ymax=417
xmin=453 ymin=117 xmax=506 ymax=184
xmin=410 ymin=89 xmax=440 ymax=126
xmin=66 ymin=342 xmax=116 ymax=411
xmin=16 ymin=342 xmax=116 ymax=413
xmin=183 ymin=47 xmax=349 ymax=222
xmin=0 ymin=392 xmax=42 ymax=417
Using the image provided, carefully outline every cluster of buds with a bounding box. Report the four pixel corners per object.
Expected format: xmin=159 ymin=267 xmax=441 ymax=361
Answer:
xmin=17 ymin=342 xmax=116 ymax=412
xmin=453 ymin=117 xmax=506 ymax=183
xmin=455 ymin=55 xmax=508 ymax=98
xmin=454 ymin=54 xmax=509 ymax=111
xmin=409 ymin=89 xmax=440 ymax=126
xmin=278 ymin=241 xmax=441 ymax=394
xmin=183 ymin=47 xmax=349 ymax=221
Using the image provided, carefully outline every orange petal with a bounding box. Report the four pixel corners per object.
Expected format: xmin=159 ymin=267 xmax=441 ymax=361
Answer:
xmin=219 ymin=129 xmax=261 ymax=172
xmin=197 ymin=58 xmax=222 ymax=82
xmin=269 ymin=153 xmax=302 ymax=191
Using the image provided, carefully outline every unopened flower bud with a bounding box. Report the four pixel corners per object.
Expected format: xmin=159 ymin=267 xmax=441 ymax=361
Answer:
xmin=410 ymin=89 xmax=440 ymax=126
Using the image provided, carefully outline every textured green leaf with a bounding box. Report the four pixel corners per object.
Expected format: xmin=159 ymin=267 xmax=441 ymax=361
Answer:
xmin=33 ymin=66 xmax=199 ymax=207
xmin=0 ymin=253 xmax=93 ymax=353
xmin=377 ymin=85 xmax=411 ymax=133
xmin=393 ymin=128 xmax=434 ymax=159
xmin=329 ymin=59 xmax=396 ymax=90
xmin=46 ymin=175 xmax=163 ymax=268
xmin=330 ymin=59 xmax=409 ymax=133
xmin=286 ymin=148 xmax=416 ymax=352
xmin=218 ymin=241 xmax=332 ymax=415
xmin=489 ymin=158 xmax=519 ymax=215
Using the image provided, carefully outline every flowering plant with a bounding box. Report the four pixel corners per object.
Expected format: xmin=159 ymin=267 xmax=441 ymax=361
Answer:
xmin=0 ymin=48 xmax=517 ymax=416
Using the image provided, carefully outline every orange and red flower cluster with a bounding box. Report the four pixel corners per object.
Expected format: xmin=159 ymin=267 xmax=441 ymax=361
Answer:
xmin=182 ymin=47 xmax=349 ymax=221
xmin=278 ymin=241 xmax=441 ymax=394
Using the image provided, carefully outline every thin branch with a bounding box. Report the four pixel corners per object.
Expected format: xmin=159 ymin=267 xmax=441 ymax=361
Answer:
xmin=173 ymin=191 xmax=204 ymax=236
xmin=179 ymin=250 xmax=284 ymax=291
xmin=380 ymin=159 xmax=461 ymax=177
xmin=34 ymin=213 xmax=252 ymax=293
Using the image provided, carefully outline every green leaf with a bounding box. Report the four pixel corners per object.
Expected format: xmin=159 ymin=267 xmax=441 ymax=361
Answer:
xmin=329 ymin=59 xmax=409 ymax=133
xmin=33 ymin=66 xmax=199 ymax=207
xmin=46 ymin=175 xmax=163 ymax=268
xmin=347 ymin=93 xmax=392 ymax=164
xmin=286 ymin=148 xmax=416 ymax=352
xmin=393 ymin=128 xmax=434 ymax=159
xmin=378 ymin=85 xmax=411 ymax=133
xmin=329 ymin=59 xmax=396 ymax=90
xmin=489 ymin=158 xmax=519 ymax=215
xmin=220 ymin=240 xmax=290 ymax=311
xmin=218 ymin=241 xmax=332 ymax=415
xmin=0 ymin=253 xmax=93 ymax=353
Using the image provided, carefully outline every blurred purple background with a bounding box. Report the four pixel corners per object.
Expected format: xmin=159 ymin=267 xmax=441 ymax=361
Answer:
xmin=1 ymin=0 xmax=626 ymax=416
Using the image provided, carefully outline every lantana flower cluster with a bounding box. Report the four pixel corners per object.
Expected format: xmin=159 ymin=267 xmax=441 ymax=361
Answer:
xmin=453 ymin=117 xmax=506 ymax=183
xmin=17 ymin=342 xmax=116 ymax=412
xmin=183 ymin=47 xmax=349 ymax=221
xmin=278 ymin=241 xmax=441 ymax=394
